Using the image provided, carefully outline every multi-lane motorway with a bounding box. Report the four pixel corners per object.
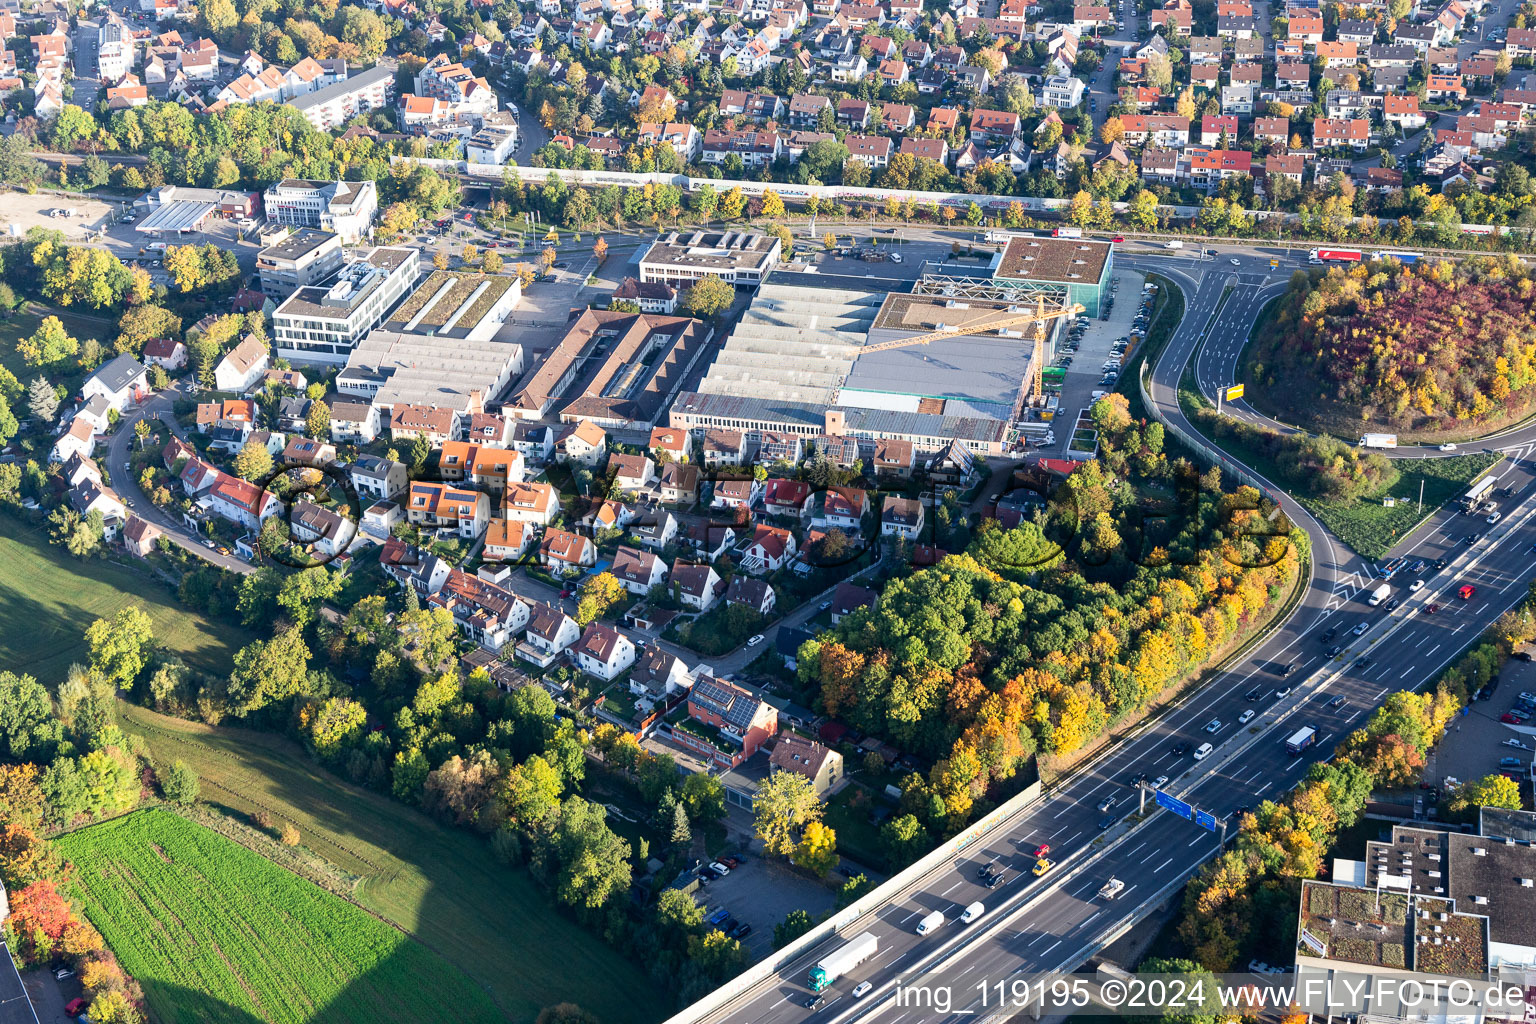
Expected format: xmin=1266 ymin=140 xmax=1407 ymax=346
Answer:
xmin=687 ymin=246 xmax=1536 ymax=1024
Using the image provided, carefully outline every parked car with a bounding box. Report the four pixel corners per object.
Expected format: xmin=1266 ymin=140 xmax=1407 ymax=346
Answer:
xmin=709 ymin=861 xmax=731 ymax=875
xmin=746 ymin=634 xmax=765 ymax=646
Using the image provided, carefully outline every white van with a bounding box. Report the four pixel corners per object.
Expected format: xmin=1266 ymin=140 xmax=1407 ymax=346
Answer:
xmin=1193 ymin=742 xmax=1214 ymax=761
xmin=1091 ymin=390 xmax=1110 ymax=399
xmin=960 ymin=902 xmax=985 ymax=924
xmin=916 ymin=910 xmax=945 ymax=935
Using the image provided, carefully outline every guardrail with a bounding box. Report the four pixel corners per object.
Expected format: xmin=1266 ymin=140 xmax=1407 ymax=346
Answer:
xmin=661 ymin=779 xmax=1044 ymax=1024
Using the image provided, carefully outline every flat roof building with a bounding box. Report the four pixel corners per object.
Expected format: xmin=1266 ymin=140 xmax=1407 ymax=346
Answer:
xmin=668 ymin=269 xmax=1057 ymax=456
xmin=990 ymin=234 xmax=1114 ymax=316
xmin=1292 ymin=813 xmax=1536 ymax=1020
xmin=337 ymin=330 xmax=524 ymax=419
xmin=272 ymin=246 xmax=419 ymax=364
xmin=637 ymin=230 xmax=782 ymax=287
xmin=263 ymin=179 xmax=379 ymax=243
xmin=382 ymin=269 xmax=521 ymax=342
xmin=255 ymin=229 xmax=345 ymax=299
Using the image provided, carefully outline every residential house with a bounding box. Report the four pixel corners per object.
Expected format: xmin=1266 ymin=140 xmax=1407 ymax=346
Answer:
xmin=821 ymin=486 xmax=869 ymax=532
xmin=540 ymin=528 xmax=596 ymax=570
xmin=610 ymin=453 xmax=656 ymax=493
xmin=122 ymin=516 xmax=164 ymax=558
xmin=679 ymin=675 xmax=778 ymax=767
xmin=742 ymin=523 xmax=797 ymax=572
xmin=289 ymin=498 xmax=356 ymax=557
xmin=763 ymin=479 xmax=813 ymax=518
xmin=672 ymin=561 xmax=725 ymax=611
xmin=574 ymin=624 xmax=636 ymax=681
xmin=502 ymin=481 xmax=559 ymax=525
xmin=829 ymin=581 xmax=877 ymax=624
xmin=712 ymin=478 xmax=762 ymax=510
xmin=725 ymin=575 xmax=776 ymax=616
xmin=330 ymin=399 xmax=381 ymax=443
xmin=1313 ymin=116 xmax=1370 ymax=149
xmin=845 ymin=134 xmax=892 ymax=169
xmin=658 ymin=462 xmax=699 ymax=505
xmin=210 ymin=474 xmax=282 ymax=529
xmin=648 ymin=426 xmax=690 ymax=462
xmin=516 ymin=602 xmax=582 ymax=668
xmin=557 ymin=419 xmax=608 ymax=465
xmin=82 ymin=354 xmax=148 ymax=414
xmin=351 ymin=454 xmax=408 ymax=502
xmin=629 ymin=647 xmax=693 ymax=701
xmin=881 ymin=496 xmax=925 ymax=539
xmin=429 ymin=569 xmax=530 ymax=652
xmin=611 ymin=545 xmax=667 ymax=595
xmin=702 ymin=428 xmax=747 ymax=466
xmin=406 ymin=481 xmax=491 ymax=537
xmin=483 ymin=519 xmax=533 ymax=561
xmin=769 ymin=734 xmax=842 ymax=794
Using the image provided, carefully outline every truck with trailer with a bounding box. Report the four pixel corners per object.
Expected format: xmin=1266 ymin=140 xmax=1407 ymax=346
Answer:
xmin=809 ymin=932 xmax=879 ymax=992
xmin=1463 ymin=475 xmax=1499 ymax=510
xmin=1285 ymin=726 xmax=1317 ymax=755
xmin=1053 ymin=226 xmax=1084 ymax=238
xmin=1367 ymin=583 xmax=1391 ymax=606
xmin=1310 ymin=248 xmax=1364 ymax=264
xmin=1359 ymin=433 xmax=1398 ymax=449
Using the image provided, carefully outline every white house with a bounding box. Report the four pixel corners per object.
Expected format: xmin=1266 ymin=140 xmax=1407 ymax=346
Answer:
xmin=611 ymin=545 xmax=667 ymax=595
xmin=881 ymin=496 xmax=925 ymax=539
xmin=213 ymin=335 xmax=270 ymax=393
xmin=574 ymin=623 xmax=636 ymax=681
xmin=517 ymin=602 xmax=582 ymax=668
xmin=289 ymin=498 xmax=356 ymax=557
xmin=671 ymin=561 xmax=725 ymax=611
xmin=82 ymin=354 xmax=148 ymax=414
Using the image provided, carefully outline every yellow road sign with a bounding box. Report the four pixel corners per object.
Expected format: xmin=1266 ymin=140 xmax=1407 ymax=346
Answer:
xmin=1225 ymin=384 xmax=1245 ymax=401
xmin=1269 ymin=258 xmax=1279 ymax=268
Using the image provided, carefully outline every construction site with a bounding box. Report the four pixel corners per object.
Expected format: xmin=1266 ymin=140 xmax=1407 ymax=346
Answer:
xmin=668 ymin=267 xmax=1081 ymax=457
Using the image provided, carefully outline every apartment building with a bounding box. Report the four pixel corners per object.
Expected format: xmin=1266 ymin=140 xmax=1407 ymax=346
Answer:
xmin=290 ymin=60 xmax=397 ymax=131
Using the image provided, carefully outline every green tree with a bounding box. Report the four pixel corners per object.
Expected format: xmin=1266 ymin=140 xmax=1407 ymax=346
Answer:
xmin=575 ymin=571 xmax=625 ymax=626
xmin=774 ymin=908 xmax=815 ymax=949
xmin=0 ymin=672 xmax=62 ymax=764
xmin=880 ymin=813 xmax=930 ymax=868
xmin=306 ymin=697 xmax=368 ymax=762
xmin=680 ymin=771 xmax=726 ymax=822
xmin=791 ymin=820 xmax=839 ymax=877
xmin=542 ymin=797 xmax=632 ymax=910
xmin=305 ymin=399 xmax=331 ymax=439
xmin=226 ymin=627 xmax=312 ymax=715
xmin=17 ymin=316 xmax=79 ymax=368
xmin=680 ymin=277 xmax=735 ymax=320
xmin=1444 ymin=774 xmax=1522 ymax=821
xmin=26 ymin=377 xmax=58 ymax=423
xmin=159 ymin=760 xmax=199 ymax=804
xmin=85 ymin=606 xmax=155 ymax=690
xmin=48 ymin=507 xmax=103 ymax=558
xmin=655 ymin=887 xmax=704 ymax=941
xmin=669 ymin=800 xmax=692 ymax=846
xmin=233 ymin=439 xmax=273 ymax=482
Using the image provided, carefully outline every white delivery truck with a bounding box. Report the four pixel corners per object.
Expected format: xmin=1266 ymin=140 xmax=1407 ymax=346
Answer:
xmin=1098 ymin=878 xmax=1125 ymax=900
xmin=916 ymin=910 xmax=945 ymax=935
xmin=1367 ymin=583 xmax=1391 ymax=606
xmin=808 ymin=932 xmax=879 ymax=992
xmin=1165 ymin=240 xmax=1184 ymax=249
xmin=1359 ymin=433 xmax=1398 ymax=449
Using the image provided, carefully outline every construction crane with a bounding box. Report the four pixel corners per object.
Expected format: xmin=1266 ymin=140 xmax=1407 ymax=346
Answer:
xmin=858 ymin=296 xmax=1086 ymax=402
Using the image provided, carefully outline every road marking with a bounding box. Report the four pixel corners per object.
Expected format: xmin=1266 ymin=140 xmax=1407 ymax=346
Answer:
xmin=1426 ymin=644 xmax=1441 ymax=657
xmin=1257 ymin=782 xmax=1272 ymax=795
xmin=941 ymin=881 xmax=963 ymax=896
xmin=1188 ymin=835 xmax=1204 ymax=847
xmin=1285 ymin=757 xmax=1301 ymax=770
xmin=1041 ymin=939 xmax=1062 ymax=957
xmin=1154 ymin=857 xmax=1174 ymax=872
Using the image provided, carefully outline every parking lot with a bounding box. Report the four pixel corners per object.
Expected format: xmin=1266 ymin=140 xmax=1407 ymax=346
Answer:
xmin=690 ymin=855 xmax=840 ymax=962
xmin=0 ymin=192 xmax=118 ymax=241
xmin=1425 ymin=656 xmax=1536 ymax=797
xmin=1044 ymin=269 xmax=1147 ymax=454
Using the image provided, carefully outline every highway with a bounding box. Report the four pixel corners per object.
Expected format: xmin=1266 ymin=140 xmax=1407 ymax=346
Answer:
xmin=686 ymin=246 xmax=1536 ymax=1024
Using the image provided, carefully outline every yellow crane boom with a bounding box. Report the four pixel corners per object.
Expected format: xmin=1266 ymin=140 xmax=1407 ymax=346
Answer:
xmin=859 ymin=297 xmax=1086 ymax=401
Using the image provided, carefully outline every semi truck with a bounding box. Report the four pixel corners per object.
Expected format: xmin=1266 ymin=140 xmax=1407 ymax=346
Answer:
xmin=1463 ymin=475 xmax=1499 ymax=510
xmin=1367 ymin=583 xmax=1391 ymax=606
xmin=1310 ymin=248 xmax=1364 ymax=264
xmin=1053 ymin=226 xmax=1084 ymax=238
xmin=1285 ymin=726 xmax=1317 ymax=755
xmin=809 ymin=933 xmax=879 ymax=992
xmin=1359 ymin=433 xmax=1398 ymax=449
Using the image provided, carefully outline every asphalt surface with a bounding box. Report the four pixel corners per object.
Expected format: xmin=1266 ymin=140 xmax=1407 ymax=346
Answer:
xmin=685 ymin=246 xmax=1536 ymax=1024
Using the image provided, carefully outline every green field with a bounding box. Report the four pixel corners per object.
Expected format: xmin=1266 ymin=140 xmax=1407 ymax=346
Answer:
xmin=0 ymin=512 xmax=254 ymax=683
xmin=120 ymin=703 xmax=659 ymax=1024
xmin=0 ymin=301 xmax=109 ymax=387
xmin=56 ymin=809 xmax=505 ymax=1024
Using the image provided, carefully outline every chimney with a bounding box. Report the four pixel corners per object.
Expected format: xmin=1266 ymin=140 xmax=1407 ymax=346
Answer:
xmin=824 ymin=409 xmax=845 ymax=435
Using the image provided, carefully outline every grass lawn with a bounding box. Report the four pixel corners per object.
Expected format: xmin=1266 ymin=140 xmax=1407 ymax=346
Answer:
xmin=56 ymin=809 xmax=504 ymax=1024
xmin=821 ymin=784 xmax=891 ymax=872
xmin=0 ymin=301 xmax=110 ymax=388
xmin=1173 ymin=390 xmax=1503 ymax=559
xmin=118 ymin=702 xmax=658 ymax=1024
xmin=0 ymin=512 xmax=254 ymax=683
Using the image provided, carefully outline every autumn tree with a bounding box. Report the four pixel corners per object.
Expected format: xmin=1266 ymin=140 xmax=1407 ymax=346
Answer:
xmin=753 ymin=771 xmax=822 ymax=856
xmin=680 ymin=277 xmax=735 ymax=320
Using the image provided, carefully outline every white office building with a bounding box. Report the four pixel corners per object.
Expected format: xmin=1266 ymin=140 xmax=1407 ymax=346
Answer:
xmin=263 ymin=179 xmax=379 ymax=244
xmin=272 ymin=247 xmax=419 ymax=364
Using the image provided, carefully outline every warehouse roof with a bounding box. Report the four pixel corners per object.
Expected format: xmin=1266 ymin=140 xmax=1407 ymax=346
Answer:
xmin=994 ymin=236 xmax=1112 ymax=285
